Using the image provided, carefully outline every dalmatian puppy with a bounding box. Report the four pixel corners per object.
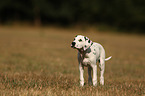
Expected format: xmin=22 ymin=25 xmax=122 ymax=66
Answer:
xmin=71 ymin=35 xmax=112 ymax=86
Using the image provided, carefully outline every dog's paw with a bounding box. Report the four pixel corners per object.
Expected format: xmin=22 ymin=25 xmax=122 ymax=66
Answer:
xmin=80 ymin=80 xmax=84 ymax=87
xmin=100 ymin=77 xmax=104 ymax=85
xmin=93 ymin=80 xmax=97 ymax=86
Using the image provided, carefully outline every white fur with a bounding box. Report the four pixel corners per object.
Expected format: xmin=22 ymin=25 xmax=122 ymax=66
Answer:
xmin=71 ymin=35 xmax=112 ymax=86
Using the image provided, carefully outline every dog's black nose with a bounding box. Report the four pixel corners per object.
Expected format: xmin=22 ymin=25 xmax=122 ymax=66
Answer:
xmin=71 ymin=42 xmax=76 ymax=47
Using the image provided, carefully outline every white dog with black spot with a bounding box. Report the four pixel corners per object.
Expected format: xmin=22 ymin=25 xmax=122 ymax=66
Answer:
xmin=71 ymin=35 xmax=112 ymax=86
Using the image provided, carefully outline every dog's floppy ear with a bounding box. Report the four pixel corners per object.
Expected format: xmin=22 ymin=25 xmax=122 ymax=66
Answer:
xmin=83 ymin=37 xmax=92 ymax=51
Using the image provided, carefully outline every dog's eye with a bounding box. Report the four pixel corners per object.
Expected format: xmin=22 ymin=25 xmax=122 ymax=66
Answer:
xmin=78 ymin=39 xmax=82 ymax=42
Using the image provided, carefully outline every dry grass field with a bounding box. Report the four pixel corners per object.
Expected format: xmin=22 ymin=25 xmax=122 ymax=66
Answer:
xmin=0 ymin=26 xmax=145 ymax=96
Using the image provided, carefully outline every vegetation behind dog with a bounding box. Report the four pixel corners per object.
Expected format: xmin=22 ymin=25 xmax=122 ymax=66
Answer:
xmin=0 ymin=26 xmax=144 ymax=96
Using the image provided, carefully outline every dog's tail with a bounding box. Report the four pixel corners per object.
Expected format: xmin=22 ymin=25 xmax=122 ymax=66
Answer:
xmin=105 ymin=56 xmax=112 ymax=61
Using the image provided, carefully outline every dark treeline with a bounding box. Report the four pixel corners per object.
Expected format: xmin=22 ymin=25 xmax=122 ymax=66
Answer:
xmin=0 ymin=0 xmax=145 ymax=32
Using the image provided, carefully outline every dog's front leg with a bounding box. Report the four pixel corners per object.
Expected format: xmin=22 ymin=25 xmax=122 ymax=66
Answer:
xmin=79 ymin=63 xmax=84 ymax=86
xmin=92 ymin=64 xmax=97 ymax=86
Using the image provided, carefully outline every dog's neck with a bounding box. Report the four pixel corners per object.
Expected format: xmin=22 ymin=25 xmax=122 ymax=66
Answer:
xmin=77 ymin=42 xmax=93 ymax=58
xmin=78 ymin=48 xmax=86 ymax=59
xmin=78 ymin=48 xmax=85 ymax=54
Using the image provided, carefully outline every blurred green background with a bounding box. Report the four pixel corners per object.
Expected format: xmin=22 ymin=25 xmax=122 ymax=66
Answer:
xmin=0 ymin=0 xmax=145 ymax=33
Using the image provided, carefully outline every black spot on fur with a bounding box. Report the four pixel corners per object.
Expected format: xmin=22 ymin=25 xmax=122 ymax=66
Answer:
xmin=79 ymin=39 xmax=82 ymax=42
xmin=98 ymin=59 xmax=100 ymax=63
xmin=88 ymin=39 xmax=90 ymax=43
xmin=84 ymin=37 xmax=88 ymax=41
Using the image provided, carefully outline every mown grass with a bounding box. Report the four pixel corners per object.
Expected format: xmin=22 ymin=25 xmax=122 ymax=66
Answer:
xmin=0 ymin=26 xmax=145 ymax=96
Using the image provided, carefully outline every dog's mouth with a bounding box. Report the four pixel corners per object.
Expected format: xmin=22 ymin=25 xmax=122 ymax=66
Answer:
xmin=71 ymin=44 xmax=81 ymax=49
xmin=71 ymin=46 xmax=80 ymax=49
xmin=71 ymin=46 xmax=76 ymax=48
xmin=71 ymin=44 xmax=76 ymax=48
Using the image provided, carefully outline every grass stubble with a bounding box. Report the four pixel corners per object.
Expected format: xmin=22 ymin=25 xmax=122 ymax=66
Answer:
xmin=0 ymin=26 xmax=144 ymax=96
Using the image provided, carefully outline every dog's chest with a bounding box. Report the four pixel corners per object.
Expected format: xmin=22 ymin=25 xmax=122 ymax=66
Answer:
xmin=80 ymin=53 xmax=92 ymax=66
xmin=79 ymin=45 xmax=100 ymax=66
xmin=82 ymin=58 xmax=90 ymax=66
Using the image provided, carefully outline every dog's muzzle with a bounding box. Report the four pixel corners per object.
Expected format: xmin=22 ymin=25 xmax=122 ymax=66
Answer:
xmin=71 ymin=42 xmax=76 ymax=48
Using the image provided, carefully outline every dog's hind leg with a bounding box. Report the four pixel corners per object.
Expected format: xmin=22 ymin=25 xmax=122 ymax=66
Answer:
xmin=88 ymin=66 xmax=92 ymax=85
xmin=98 ymin=46 xmax=106 ymax=85
xmin=99 ymin=58 xmax=105 ymax=85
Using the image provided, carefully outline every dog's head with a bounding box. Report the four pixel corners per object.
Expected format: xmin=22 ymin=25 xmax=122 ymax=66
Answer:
xmin=71 ymin=35 xmax=93 ymax=51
